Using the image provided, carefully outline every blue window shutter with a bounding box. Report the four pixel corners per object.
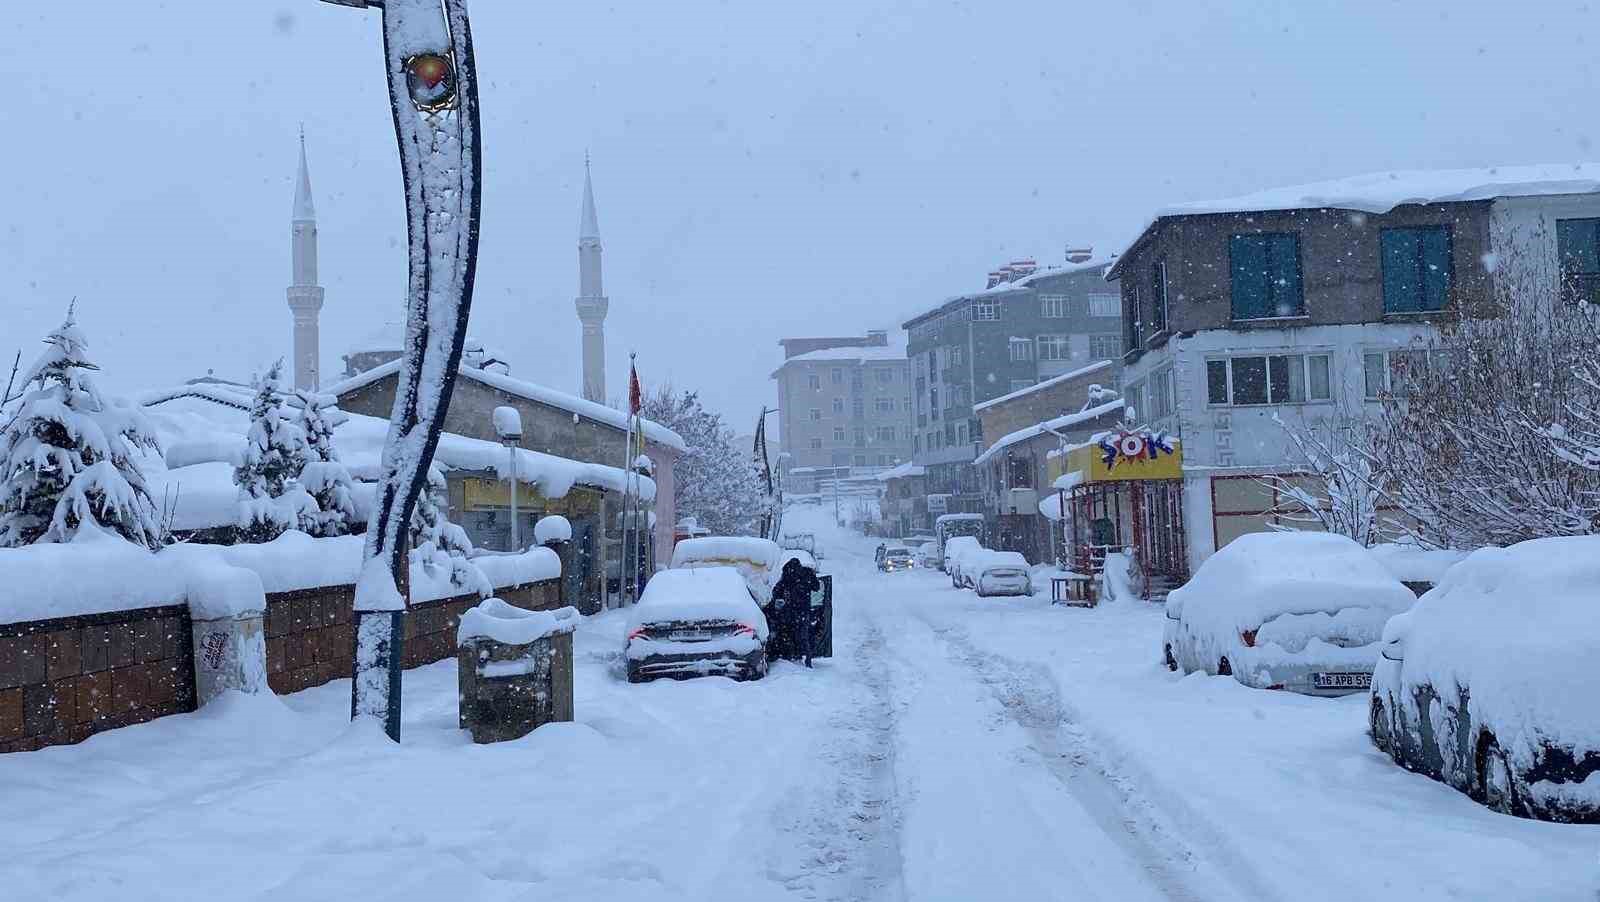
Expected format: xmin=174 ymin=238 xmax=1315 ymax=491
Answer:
xmin=1230 ymin=235 xmax=1269 ymax=319
xmin=1421 ymin=227 xmax=1451 ymax=311
xmin=1381 ymin=229 xmax=1418 ymax=313
xmin=1268 ymin=234 xmax=1303 ymax=315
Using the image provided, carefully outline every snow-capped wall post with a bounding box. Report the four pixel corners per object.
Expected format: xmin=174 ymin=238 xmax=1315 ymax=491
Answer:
xmin=321 ymin=0 xmax=484 ymax=742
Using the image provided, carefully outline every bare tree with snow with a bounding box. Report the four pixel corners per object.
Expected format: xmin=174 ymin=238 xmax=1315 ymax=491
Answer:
xmin=641 ymin=385 xmax=767 ymax=535
xmin=1264 ymin=408 xmax=1387 ymax=547
xmin=0 ymin=310 xmax=162 ymax=549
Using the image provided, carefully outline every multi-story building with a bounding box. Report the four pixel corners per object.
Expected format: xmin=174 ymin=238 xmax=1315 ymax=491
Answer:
xmin=1108 ymin=164 xmax=1600 ymax=573
xmin=771 ymin=330 xmax=913 ymax=487
xmin=903 ymin=251 xmax=1123 ymax=518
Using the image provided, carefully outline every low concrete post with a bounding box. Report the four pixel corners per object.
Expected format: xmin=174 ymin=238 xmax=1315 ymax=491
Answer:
xmin=456 ymin=599 xmax=578 ymax=743
xmin=191 ymin=611 xmax=268 ymax=707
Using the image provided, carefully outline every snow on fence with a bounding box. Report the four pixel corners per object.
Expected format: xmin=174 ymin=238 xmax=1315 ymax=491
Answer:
xmin=0 ymin=534 xmax=564 ymax=752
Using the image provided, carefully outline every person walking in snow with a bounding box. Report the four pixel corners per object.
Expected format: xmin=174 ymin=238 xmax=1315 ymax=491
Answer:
xmin=771 ymin=557 xmax=821 ymax=667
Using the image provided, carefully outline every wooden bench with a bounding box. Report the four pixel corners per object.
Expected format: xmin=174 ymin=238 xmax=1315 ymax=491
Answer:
xmin=1051 ymin=573 xmax=1096 ymax=607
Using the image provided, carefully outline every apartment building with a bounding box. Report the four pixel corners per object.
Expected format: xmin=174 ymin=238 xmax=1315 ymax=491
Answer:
xmin=772 ymin=330 xmax=913 ymax=483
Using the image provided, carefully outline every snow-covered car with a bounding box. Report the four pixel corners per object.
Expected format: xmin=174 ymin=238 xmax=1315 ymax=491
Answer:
xmin=1164 ymin=532 xmax=1416 ymax=695
xmin=625 ymin=566 xmax=770 ymax=683
xmin=917 ymin=546 xmax=942 ymax=569
xmin=1370 ymin=537 xmax=1600 ymax=822
xmin=670 ymin=536 xmax=782 ymax=603
xmin=943 ymin=536 xmax=984 ymax=587
xmin=1366 ymin=542 xmax=1468 ymax=597
xmin=971 ymin=550 xmax=1031 ymax=597
xmin=879 ymin=545 xmax=914 ymax=572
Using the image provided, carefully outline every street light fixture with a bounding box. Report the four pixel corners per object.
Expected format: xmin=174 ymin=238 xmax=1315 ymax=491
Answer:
xmin=493 ymin=406 xmax=523 ymax=551
xmin=322 ymin=0 xmax=484 ymax=742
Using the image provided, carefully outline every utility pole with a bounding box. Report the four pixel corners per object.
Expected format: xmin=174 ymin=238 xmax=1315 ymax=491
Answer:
xmin=322 ymin=0 xmax=484 ymax=742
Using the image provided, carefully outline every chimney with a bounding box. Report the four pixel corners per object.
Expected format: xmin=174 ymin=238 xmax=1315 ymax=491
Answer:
xmin=986 ymin=270 xmax=1006 ymax=289
xmin=1007 ymin=259 xmax=1038 ymax=281
xmin=866 ymin=329 xmax=888 ymax=346
xmin=1066 ymin=245 xmax=1093 ymax=264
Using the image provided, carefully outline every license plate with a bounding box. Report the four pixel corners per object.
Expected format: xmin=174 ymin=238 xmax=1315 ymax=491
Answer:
xmin=1312 ymin=671 xmax=1370 ymax=690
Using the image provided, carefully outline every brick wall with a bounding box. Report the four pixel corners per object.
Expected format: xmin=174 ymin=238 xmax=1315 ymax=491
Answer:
xmin=264 ymin=579 xmax=562 ymax=696
xmin=0 ymin=605 xmax=195 ymax=753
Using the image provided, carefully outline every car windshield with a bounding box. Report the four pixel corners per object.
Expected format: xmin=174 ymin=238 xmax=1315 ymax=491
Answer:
xmin=10 ymin=3 xmax=1593 ymax=896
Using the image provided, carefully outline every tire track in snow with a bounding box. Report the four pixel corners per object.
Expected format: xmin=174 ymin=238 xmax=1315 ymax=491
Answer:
xmin=764 ymin=619 xmax=907 ymax=902
xmin=920 ymin=617 xmax=1281 ymax=902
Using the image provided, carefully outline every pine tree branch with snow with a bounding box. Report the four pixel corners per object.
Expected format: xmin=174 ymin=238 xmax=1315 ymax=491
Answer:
xmin=0 ymin=311 xmax=162 ymax=549
xmin=296 ymin=391 xmax=361 ymax=538
xmin=233 ymin=361 xmax=314 ymax=543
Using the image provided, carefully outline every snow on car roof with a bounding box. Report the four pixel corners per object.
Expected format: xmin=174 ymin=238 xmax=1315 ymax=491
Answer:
xmin=671 ymin=536 xmax=782 ymax=569
xmin=1366 ymin=543 xmax=1469 ymax=585
xmin=1170 ymin=532 xmax=1415 ymax=636
xmin=1381 ymin=535 xmax=1600 ymax=753
xmin=629 ymin=567 xmax=767 ymax=633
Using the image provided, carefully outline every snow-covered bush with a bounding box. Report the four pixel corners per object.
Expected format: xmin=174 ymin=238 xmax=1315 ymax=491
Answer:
xmin=296 ymin=391 xmax=359 ymax=538
xmin=0 ymin=312 xmax=163 ymax=549
xmin=640 ymin=386 xmax=766 ymax=535
xmin=410 ymin=464 xmax=490 ymax=598
xmin=233 ymin=361 xmax=313 ymax=543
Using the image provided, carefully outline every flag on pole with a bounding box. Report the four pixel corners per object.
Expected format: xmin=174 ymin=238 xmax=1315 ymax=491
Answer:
xmin=628 ymin=360 xmax=642 ymax=417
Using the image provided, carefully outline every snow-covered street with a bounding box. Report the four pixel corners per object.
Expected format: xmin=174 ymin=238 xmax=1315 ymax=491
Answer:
xmin=3 ymin=510 xmax=1595 ymax=901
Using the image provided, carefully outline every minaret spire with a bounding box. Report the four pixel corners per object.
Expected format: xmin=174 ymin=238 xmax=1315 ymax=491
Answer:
xmin=287 ymin=129 xmax=325 ymax=391
xmin=575 ymin=156 xmax=609 ymax=403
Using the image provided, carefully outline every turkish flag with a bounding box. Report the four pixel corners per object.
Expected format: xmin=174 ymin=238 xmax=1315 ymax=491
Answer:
xmin=629 ymin=362 xmax=642 ymax=415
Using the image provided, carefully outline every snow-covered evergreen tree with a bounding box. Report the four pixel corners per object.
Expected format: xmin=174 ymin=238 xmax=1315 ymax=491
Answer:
xmin=0 ymin=311 xmax=162 ymax=549
xmin=233 ymin=361 xmax=313 ymax=543
xmin=640 ymin=386 xmax=766 ymax=535
xmin=295 ymin=392 xmax=360 ymax=538
xmin=410 ymin=464 xmax=489 ymax=596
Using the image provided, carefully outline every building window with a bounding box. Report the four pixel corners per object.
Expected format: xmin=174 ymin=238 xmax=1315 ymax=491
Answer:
xmin=1037 ymin=334 xmax=1071 ymax=361
xmin=1009 ymin=379 xmax=1033 ymax=393
xmin=809 ymin=437 xmax=822 ymax=450
xmin=1089 ymin=334 xmax=1121 ymax=360
xmin=877 ymin=454 xmax=890 ymax=466
xmin=1150 ymin=367 xmax=1176 ymax=419
xmin=902 ymin=425 xmax=912 ymax=440
xmin=1151 ymin=259 xmax=1169 ymax=334
xmin=1229 ymin=232 xmax=1304 ymax=319
xmin=1040 ymin=294 xmax=1067 ymax=318
xmin=854 ymin=427 xmax=866 ymax=447
xmin=956 ymin=422 xmax=967 ymax=444
xmin=877 ymin=426 xmax=896 ymax=442
xmin=950 ymin=344 xmax=965 ymax=367
xmin=854 ymin=454 xmax=867 ymax=467
xmin=914 ymin=435 xmax=922 ymax=452
xmin=831 ymin=367 xmax=843 ymax=384
xmin=974 ymin=300 xmax=997 ymax=321
xmin=1124 ymin=283 xmax=1142 ymax=351
xmin=833 ymin=426 xmax=846 ymax=441
xmin=806 ymin=373 xmax=820 ymax=390
xmin=1381 ymin=226 xmax=1452 ymax=313
xmin=1009 ymin=337 xmax=1034 ymax=361
xmin=875 ymin=397 xmax=894 ymax=413
xmin=809 ymin=407 xmax=822 ymax=421
xmin=1207 ymin=354 xmax=1332 ymax=405
xmin=831 ymin=398 xmax=844 ymax=414
xmin=1088 ymin=292 xmax=1120 ymax=317
xmin=876 ymin=368 xmax=894 ymax=384
xmin=1363 ymin=349 xmax=1448 ymax=398
xmin=1558 ymin=218 xmax=1600 ymax=304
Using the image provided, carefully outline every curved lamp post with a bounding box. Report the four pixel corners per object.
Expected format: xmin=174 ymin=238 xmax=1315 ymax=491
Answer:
xmin=322 ymin=0 xmax=483 ymax=741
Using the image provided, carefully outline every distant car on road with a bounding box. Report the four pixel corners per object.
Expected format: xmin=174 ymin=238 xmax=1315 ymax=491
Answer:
xmin=1371 ymin=537 xmax=1600 ymax=822
xmin=625 ymin=567 xmax=770 ymax=683
xmin=879 ymin=545 xmax=915 ymax=572
xmin=1164 ymin=532 xmax=1415 ymax=696
xmin=917 ymin=546 xmax=942 ymax=569
xmin=971 ymin=550 xmax=1032 ymax=597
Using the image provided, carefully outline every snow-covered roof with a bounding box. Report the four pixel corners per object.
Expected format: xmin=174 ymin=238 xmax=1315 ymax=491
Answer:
xmin=972 ymin=360 xmax=1114 ymax=414
xmin=782 ymin=341 xmax=908 ymax=365
xmin=325 ymin=359 xmax=687 ymax=453
xmin=902 ymin=255 xmax=1118 ymax=329
xmin=1110 ymin=163 xmax=1600 ymax=278
xmin=875 ymin=461 xmax=926 ymax=481
xmin=972 ymin=399 xmax=1127 ymax=467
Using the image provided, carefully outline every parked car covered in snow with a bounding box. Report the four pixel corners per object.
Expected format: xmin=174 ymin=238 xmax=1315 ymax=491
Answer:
xmin=943 ymin=536 xmax=984 ymax=587
xmin=625 ymin=567 xmax=770 ymax=683
xmin=879 ymin=545 xmax=915 ymax=572
xmin=1163 ymin=532 xmax=1416 ymax=695
xmin=1370 ymin=537 xmax=1600 ymax=822
xmin=1366 ymin=542 xmax=1468 ymax=597
xmin=970 ymin=550 xmax=1032 ymax=597
xmin=670 ymin=536 xmax=782 ymax=603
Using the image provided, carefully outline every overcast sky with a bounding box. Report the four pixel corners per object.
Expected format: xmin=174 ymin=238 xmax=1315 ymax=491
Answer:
xmin=4 ymin=1 xmax=1598 ymax=437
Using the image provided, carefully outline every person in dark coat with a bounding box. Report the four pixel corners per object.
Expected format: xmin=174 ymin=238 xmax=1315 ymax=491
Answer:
xmin=771 ymin=557 xmax=821 ymax=667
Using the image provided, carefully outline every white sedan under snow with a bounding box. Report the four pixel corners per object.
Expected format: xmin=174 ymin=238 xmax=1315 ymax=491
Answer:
xmin=1163 ymin=532 xmax=1417 ymax=696
xmin=626 ymin=567 xmax=770 ymax=683
xmin=970 ymin=550 xmax=1032 ymax=597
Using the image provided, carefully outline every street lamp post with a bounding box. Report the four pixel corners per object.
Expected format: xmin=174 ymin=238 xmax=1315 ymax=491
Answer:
xmin=322 ymin=0 xmax=484 ymax=742
xmin=494 ymin=406 xmax=523 ymax=551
